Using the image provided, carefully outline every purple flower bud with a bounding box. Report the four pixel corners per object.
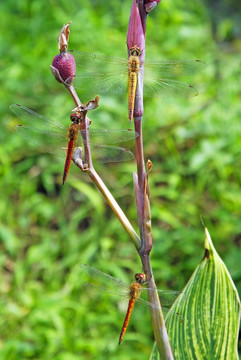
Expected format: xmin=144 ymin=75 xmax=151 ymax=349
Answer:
xmin=145 ymin=0 xmax=161 ymax=13
xmin=127 ymin=0 xmax=145 ymax=52
xmin=52 ymin=52 xmax=76 ymax=85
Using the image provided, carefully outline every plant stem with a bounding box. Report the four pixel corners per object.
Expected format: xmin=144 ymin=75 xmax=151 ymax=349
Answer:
xmin=131 ymin=1 xmax=174 ymax=358
xmin=72 ymin=150 xmax=141 ymax=249
xmin=141 ymin=254 xmax=174 ymax=360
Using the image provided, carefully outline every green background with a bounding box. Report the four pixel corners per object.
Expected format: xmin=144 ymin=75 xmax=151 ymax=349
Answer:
xmin=0 ymin=0 xmax=240 ymax=359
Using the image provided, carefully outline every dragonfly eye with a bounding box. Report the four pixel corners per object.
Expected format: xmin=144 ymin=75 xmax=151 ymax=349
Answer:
xmin=135 ymin=273 xmax=146 ymax=284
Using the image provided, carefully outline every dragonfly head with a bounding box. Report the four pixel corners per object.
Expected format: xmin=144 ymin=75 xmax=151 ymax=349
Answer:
xmin=70 ymin=112 xmax=82 ymax=124
xmin=129 ymin=46 xmax=141 ymax=57
xmin=135 ymin=273 xmax=146 ymax=284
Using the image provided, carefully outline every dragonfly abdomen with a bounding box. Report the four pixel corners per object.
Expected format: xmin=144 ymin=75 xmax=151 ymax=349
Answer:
xmin=119 ymin=298 xmax=136 ymax=345
xmin=128 ymin=55 xmax=140 ymax=122
xmin=63 ymin=124 xmax=79 ymax=184
xmin=119 ymin=282 xmax=142 ymax=344
xmin=128 ymin=72 xmax=138 ymax=122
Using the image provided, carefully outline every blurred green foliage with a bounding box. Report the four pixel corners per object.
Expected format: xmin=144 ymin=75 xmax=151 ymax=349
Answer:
xmin=0 ymin=0 xmax=240 ymax=359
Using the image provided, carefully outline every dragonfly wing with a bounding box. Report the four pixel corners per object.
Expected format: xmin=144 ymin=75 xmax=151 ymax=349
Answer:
xmin=143 ymin=73 xmax=199 ymax=98
xmin=141 ymin=288 xmax=181 ymax=307
xmin=85 ymin=282 xmax=129 ymax=298
xmin=136 ymin=296 xmax=180 ymax=318
xmin=10 ymin=104 xmax=66 ymax=132
xmin=80 ymin=264 xmax=129 ymax=290
xmin=145 ymin=59 xmax=206 ymax=78
xmin=69 ymin=50 xmax=127 ymax=69
xmin=73 ymin=72 xmax=127 ymax=95
xmin=90 ymin=144 xmax=135 ymax=163
xmin=69 ymin=50 xmax=128 ymax=94
xmin=86 ymin=129 xmax=138 ymax=145
xmin=15 ymin=125 xmax=67 ymax=154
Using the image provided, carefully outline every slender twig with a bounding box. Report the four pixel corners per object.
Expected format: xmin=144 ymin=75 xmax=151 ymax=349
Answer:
xmin=72 ymin=148 xmax=141 ymax=249
xmin=67 ymin=85 xmax=82 ymax=107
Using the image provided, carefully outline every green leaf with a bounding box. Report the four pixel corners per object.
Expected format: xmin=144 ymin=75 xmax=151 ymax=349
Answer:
xmin=149 ymin=341 xmax=160 ymax=360
xmin=162 ymin=228 xmax=241 ymax=360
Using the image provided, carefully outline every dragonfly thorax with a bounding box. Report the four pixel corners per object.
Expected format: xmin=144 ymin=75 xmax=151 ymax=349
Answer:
xmin=129 ymin=282 xmax=142 ymax=300
xmin=68 ymin=123 xmax=79 ymax=141
xmin=128 ymin=56 xmax=140 ymax=73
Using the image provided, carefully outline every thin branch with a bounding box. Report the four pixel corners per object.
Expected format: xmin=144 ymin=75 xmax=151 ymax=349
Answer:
xmin=72 ymin=148 xmax=141 ymax=249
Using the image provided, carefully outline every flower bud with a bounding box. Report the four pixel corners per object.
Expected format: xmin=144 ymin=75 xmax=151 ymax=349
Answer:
xmin=51 ymin=52 xmax=76 ymax=85
xmin=50 ymin=22 xmax=76 ymax=86
xmin=144 ymin=0 xmax=161 ymax=13
xmin=127 ymin=0 xmax=145 ymax=51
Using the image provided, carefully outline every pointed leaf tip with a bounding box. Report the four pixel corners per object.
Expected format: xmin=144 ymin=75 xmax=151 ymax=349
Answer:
xmin=163 ymin=228 xmax=241 ymax=360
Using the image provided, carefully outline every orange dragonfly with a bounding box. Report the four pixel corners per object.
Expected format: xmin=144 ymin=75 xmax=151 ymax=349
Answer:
xmin=80 ymin=264 xmax=181 ymax=344
xmin=70 ymin=47 xmax=205 ymax=122
xmin=10 ymin=104 xmax=137 ymax=184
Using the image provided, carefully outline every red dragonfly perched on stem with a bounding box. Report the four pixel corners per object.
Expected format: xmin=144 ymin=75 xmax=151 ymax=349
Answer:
xmin=81 ymin=264 xmax=182 ymax=344
xmin=10 ymin=104 xmax=138 ymax=184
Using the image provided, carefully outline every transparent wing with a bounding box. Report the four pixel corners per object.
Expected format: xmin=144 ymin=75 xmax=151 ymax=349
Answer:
xmin=10 ymin=104 xmax=68 ymax=154
xmin=88 ymin=129 xmax=138 ymax=145
xmin=69 ymin=50 xmax=127 ymax=70
xmin=91 ymin=144 xmax=135 ymax=163
xmin=145 ymin=59 xmax=206 ymax=78
xmin=15 ymin=126 xmax=68 ymax=154
xmin=10 ymin=104 xmax=66 ymax=132
xmin=140 ymin=288 xmax=181 ymax=307
xmin=144 ymin=74 xmax=199 ymax=97
xmin=80 ymin=264 xmax=129 ymax=290
xmin=73 ymin=72 xmax=128 ymax=94
xmin=70 ymin=50 xmax=128 ymax=94
xmin=143 ymin=59 xmax=205 ymax=97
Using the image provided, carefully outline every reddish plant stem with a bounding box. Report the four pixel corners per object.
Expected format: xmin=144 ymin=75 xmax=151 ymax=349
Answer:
xmin=72 ymin=149 xmax=141 ymax=249
xmin=131 ymin=1 xmax=174 ymax=358
xmin=67 ymin=85 xmax=82 ymax=107
xmin=134 ymin=117 xmax=145 ymax=188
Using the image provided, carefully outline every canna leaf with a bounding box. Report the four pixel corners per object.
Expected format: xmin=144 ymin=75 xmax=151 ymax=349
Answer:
xmin=151 ymin=228 xmax=241 ymax=359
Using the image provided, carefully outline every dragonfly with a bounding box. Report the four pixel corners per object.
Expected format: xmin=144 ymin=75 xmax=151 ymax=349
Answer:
xmin=10 ymin=104 xmax=138 ymax=184
xmin=80 ymin=264 xmax=181 ymax=344
xmin=70 ymin=46 xmax=205 ymax=122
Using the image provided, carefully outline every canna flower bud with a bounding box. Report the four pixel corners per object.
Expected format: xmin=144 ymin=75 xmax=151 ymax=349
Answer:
xmin=50 ymin=22 xmax=76 ymax=86
xmin=51 ymin=52 xmax=76 ymax=85
xmin=127 ymin=0 xmax=145 ymax=52
xmin=144 ymin=0 xmax=161 ymax=13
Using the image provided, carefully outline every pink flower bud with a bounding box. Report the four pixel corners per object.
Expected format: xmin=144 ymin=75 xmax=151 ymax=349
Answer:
xmin=127 ymin=0 xmax=145 ymax=52
xmin=51 ymin=52 xmax=76 ymax=85
xmin=145 ymin=0 xmax=161 ymax=13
